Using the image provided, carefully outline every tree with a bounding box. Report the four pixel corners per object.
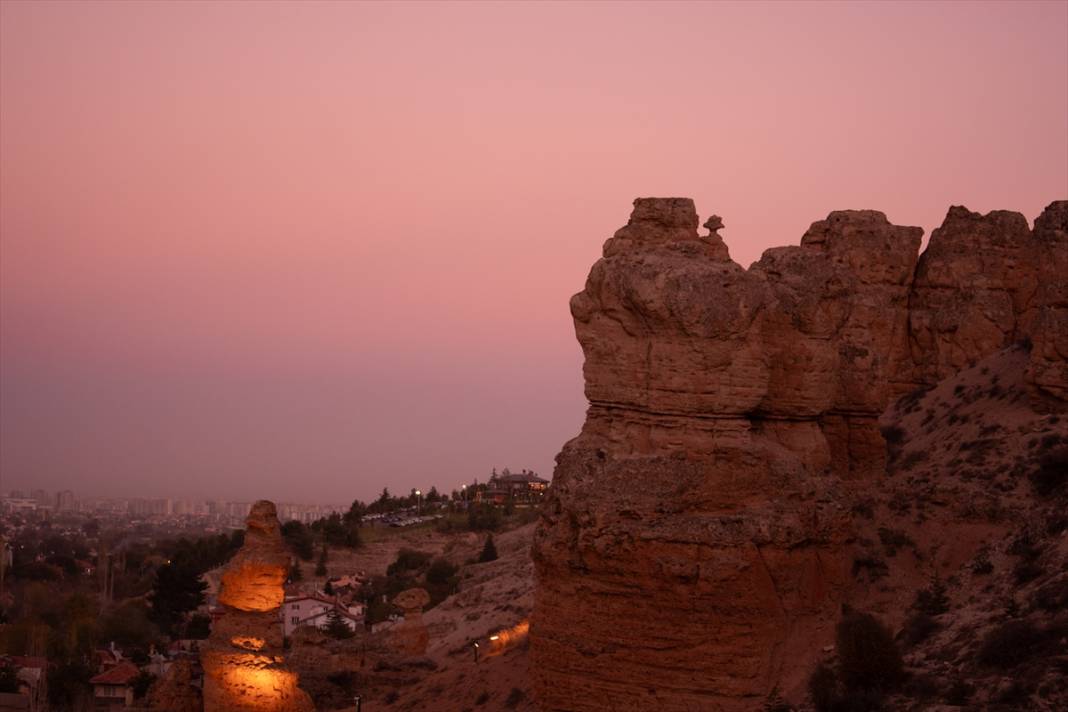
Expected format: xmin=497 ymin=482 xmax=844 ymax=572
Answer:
xmin=149 ymin=561 xmax=207 ymax=635
xmin=281 ymin=521 xmax=314 ymax=561
xmin=288 ymin=561 xmax=303 ymax=583
xmin=479 ymin=535 xmax=498 ymax=563
xmin=324 ymin=579 xmax=335 ymax=596
xmin=344 ymin=499 xmax=366 ymax=526
xmin=469 ymin=503 xmax=501 ymax=532
xmin=323 ymin=608 xmax=354 ymax=640
xmin=426 ymin=558 xmax=457 ymax=585
xmin=131 ymin=671 xmax=156 ymax=700
xmin=315 ymin=545 xmax=328 ymax=577
xmin=185 ymin=614 xmax=211 ymax=640
xmin=0 ymin=659 xmax=19 ymax=693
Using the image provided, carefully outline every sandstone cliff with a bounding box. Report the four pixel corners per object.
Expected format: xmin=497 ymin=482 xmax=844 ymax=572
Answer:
xmin=531 ymin=198 xmax=1068 ymax=711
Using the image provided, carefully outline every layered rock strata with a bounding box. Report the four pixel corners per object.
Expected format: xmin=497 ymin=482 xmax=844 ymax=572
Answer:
xmin=201 ymin=500 xmax=314 ymax=712
xmin=531 ymin=198 xmax=1067 ymax=711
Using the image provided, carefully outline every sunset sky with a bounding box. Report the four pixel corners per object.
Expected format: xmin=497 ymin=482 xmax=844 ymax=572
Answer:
xmin=2 ymin=1 xmax=1066 ymax=504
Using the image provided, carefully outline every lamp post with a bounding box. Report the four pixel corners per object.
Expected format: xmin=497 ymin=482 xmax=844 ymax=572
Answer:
xmin=415 ymin=489 xmax=422 ymax=515
xmin=353 ymin=694 xmax=361 ymax=712
xmin=472 ymin=641 xmax=479 ymax=663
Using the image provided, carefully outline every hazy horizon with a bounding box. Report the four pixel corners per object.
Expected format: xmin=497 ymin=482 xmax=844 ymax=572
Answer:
xmin=2 ymin=0 xmax=1066 ymax=503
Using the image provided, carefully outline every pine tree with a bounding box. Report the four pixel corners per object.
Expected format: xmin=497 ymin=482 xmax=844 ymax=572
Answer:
xmin=324 ymin=607 xmax=355 ymax=639
xmin=315 ymin=544 xmax=328 ymax=577
xmin=478 ymin=534 xmax=498 ymax=563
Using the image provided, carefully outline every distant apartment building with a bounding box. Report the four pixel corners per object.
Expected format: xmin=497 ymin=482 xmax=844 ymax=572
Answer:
xmin=127 ymin=498 xmax=173 ymax=517
xmin=30 ymin=490 xmax=50 ymax=508
xmin=54 ymin=490 xmax=76 ymax=511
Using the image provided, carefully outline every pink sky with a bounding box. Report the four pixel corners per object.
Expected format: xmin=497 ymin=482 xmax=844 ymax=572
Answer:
xmin=2 ymin=1 xmax=1066 ymax=504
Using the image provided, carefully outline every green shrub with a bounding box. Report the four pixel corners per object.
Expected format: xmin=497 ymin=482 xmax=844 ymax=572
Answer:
xmin=426 ymin=558 xmax=458 ymax=585
xmin=1030 ymin=447 xmax=1068 ymax=496
xmin=387 ymin=548 xmax=432 ymax=576
xmin=913 ymin=578 xmax=949 ymax=615
xmin=808 ymin=663 xmax=839 ymax=712
xmin=877 ymin=528 xmax=914 ymax=557
xmin=836 ymin=610 xmax=903 ymax=691
xmin=900 ymin=611 xmax=939 ymax=647
xmin=479 ymin=535 xmax=499 ymax=563
xmin=977 ymin=620 xmax=1049 ymax=668
xmin=504 ymin=688 xmax=525 ymax=708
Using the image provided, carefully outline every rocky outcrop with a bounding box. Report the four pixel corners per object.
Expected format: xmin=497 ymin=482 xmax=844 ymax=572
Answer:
xmin=391 ymin=587 xmax=431 ymax=656
xmin=201 ymin=501 xmax=314 ymax=712
xmin=146 ymin=659 xmax=201 ymax=712
xmin=531 ymin=198 xmax=1067 ymax=711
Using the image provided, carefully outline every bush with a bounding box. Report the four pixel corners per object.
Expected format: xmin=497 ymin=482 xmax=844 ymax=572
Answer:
xmin=131 ymin=671 xmax=156 ymax=700
xmin=504 ymin=688 xmax=525 ymax=708
xmin=880 ymin=425 xmax=905 ymax=446
xmin=944 ymin=679 xmax=973 ymax=705
xmin=387 ymin=549 xmax=432 ymax=576
xmin=970 ymin=549 xmax=993 ymax=575
xmin=836 ymin=610 xmax=903 ymax=691
xmin=426 ymin=558 xmax=458 ymax=585
xmin=467 ymin=503 xmax=503 ymax=532
xmin=877 ymin=528 xmax=914 ymax=557
xmin=900 ymin=611 xmax=939 ymax=646
xmin=809 ymin=663 xmax=839 ymax=712
xmin=851 ymin=556 xmax=888 ymax=581
xmin=1030 ymin=447 xmax=1068 ymax=496
xmin=913 ymin=578 xmax=949 ymax=615
xmin=1032 ymin=576 xmax=1068 ymax=612
xmin=479 ymin=535 xmax=499 ymax=563
xmin=977 ymin=620 xmax=1049 ymax=668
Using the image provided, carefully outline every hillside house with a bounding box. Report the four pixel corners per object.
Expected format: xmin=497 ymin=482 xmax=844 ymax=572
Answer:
xmin=88 ymin=662 xmax=139 ymax=708
xmin=282 ymin=593 xmax=364 ymax=637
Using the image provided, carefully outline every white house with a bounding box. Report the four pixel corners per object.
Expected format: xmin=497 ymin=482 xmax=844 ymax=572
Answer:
xmin=282 ymin=593 xmax=364 ymax=637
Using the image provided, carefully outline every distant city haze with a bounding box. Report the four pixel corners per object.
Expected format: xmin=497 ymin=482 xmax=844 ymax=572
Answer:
xmin=2 ymin=1 xmax=1066 ymax=503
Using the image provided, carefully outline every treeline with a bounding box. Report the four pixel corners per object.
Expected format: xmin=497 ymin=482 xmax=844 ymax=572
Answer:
xmin=0 ymin=528 xmax=240 ymax=709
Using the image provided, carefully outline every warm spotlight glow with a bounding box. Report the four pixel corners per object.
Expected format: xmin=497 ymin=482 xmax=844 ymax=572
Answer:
xmin=485 ymin=619 xmax=530 ymax=657
xmin=231 ymin=636 xmax=266 ymax=651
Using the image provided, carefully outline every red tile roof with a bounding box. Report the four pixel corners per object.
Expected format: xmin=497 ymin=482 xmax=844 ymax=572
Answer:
xmin=89 ymin=662 xmax=139 ymax=685
xmin=10 ymin=656 xmax=47 ymax=670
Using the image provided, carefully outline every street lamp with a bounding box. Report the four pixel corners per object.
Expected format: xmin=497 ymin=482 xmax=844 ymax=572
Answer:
xmin=472 ymin=641 xmax=479 ymax=663
xmin=415 ymin=489 xmax=422 ymax=514
xmin=353 ymin=694 xmax=361 ymax=712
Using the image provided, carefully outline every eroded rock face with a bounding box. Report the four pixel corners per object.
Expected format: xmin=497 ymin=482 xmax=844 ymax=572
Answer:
xmin=531 ymin=198 xmax=1067 ymax=711
xmin=201 ymin=501 xmax=314 ymax=712
xmin=391 ymin=587 xmax=431 ymax=656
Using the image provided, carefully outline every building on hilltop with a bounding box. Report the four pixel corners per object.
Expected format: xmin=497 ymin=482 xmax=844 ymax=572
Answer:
xmin=484 ymin=468 xmax=549 ymax=505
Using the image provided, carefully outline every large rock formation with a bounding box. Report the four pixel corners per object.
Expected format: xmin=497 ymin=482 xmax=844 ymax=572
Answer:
xmin=531 ymin=198 xmax=1067 ymax=710
xmin=201 ymin=500 xmax=314 ymax=712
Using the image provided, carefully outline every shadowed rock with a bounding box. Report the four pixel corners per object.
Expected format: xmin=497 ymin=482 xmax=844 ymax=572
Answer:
xmin=531 ymin=198 xmax=1067 ymax=711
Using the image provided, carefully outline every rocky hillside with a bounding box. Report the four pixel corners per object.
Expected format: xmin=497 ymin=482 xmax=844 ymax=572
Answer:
xmin=286 ymin=523 xmax=537 ymax=712
xmin=531 ymin=198 xmax=1067 ymax=711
